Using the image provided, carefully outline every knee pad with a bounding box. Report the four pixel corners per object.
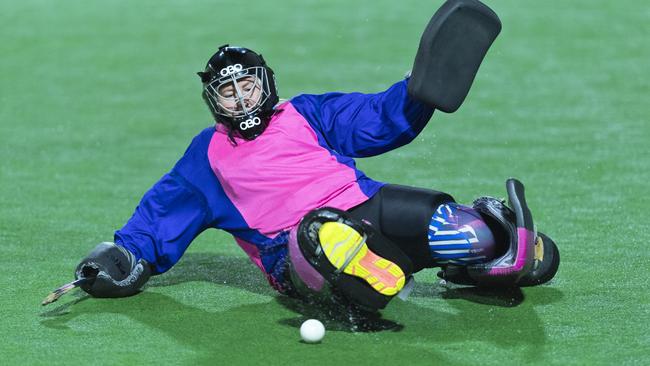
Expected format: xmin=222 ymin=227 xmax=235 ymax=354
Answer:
xmin=287 ymin=207 xmax=414 ymax=311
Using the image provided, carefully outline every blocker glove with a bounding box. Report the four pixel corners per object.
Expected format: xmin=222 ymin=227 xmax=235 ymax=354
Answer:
xmin=75 ymin=242 xmax=151 ymax=298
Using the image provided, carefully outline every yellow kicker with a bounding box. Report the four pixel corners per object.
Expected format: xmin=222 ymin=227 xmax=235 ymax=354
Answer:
xmin=318 ymin=222 xmax=405 ymax=296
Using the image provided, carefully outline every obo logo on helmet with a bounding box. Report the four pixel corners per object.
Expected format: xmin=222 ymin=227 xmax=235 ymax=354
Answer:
xmin=239 ymin=117 xmax=261 ymax=130
xmin=220 ymin=64 xmax=243 ymax=77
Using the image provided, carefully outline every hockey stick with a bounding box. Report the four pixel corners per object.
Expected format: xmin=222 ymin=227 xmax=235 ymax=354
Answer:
xmin=41 ymin=277 xmax=92 ymax=306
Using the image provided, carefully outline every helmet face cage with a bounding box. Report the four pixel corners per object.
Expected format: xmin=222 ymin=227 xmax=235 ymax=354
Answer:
xmin=199 ymin=45 xmax=279 ymax=141
xmin=203 ymin=65 xmax=272 ymax=120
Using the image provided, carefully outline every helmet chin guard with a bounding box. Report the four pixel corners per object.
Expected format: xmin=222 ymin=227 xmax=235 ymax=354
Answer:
xmin=198 ymin=45 xmax=279 ymax=141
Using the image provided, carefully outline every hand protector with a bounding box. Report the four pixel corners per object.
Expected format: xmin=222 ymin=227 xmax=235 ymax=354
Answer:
xmin=75 ymin=242 xmax=151 ymax=298
xmin=408 ymin=0 xmax=501 ymax=112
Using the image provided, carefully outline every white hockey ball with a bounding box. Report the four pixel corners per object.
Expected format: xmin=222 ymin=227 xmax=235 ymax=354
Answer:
xmin=300 ymin=319 xmax=325 ymax=343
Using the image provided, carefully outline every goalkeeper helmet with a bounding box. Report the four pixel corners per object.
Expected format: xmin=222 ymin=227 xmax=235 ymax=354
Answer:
xmin=197 ymin=45 xmax=279 ymax=141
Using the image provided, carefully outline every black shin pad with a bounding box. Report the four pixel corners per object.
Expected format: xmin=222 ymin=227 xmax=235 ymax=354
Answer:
xmin=408 ymin=0 xmax=502 ymax=112
xmin=349 ymin=184 xmax=456 ymax=272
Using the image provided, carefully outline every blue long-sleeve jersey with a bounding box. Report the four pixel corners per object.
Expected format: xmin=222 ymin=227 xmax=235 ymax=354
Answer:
xmin=114 ymin=79 xmax=434 ymax=291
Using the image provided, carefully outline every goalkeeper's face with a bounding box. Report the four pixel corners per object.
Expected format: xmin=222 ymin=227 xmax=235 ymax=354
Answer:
xmin=215 ymin=76 xmax=264 ymax=118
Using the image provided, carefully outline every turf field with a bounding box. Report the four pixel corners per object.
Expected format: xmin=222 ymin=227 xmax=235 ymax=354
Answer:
xmin=1 ymin=0 xmax=648 ymax=364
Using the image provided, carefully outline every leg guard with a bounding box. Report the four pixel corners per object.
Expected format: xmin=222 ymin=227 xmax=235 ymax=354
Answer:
xmin=287 ymin=207 xmax=413 ymax=311
xmin=408 ymin=0 xmax=501 ymax=112
xmin=438 ymin=179 xmax=559 ymax=287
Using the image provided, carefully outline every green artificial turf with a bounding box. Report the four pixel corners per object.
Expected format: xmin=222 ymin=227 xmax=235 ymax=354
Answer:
xmin=1 ymin=0 xmax=648 ymax=364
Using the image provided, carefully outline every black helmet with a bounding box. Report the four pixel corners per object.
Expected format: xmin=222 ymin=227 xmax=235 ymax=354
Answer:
xmin=197 ymin=45 xmax=279 ymax=140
